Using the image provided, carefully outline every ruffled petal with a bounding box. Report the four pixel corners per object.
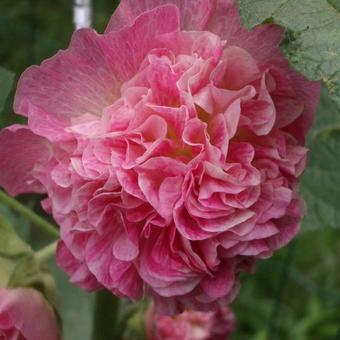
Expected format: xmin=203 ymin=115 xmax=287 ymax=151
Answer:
xmin=105 ymin=0 xmax=215 ymax=32
xmin=0 ymin=125 xmax=50 ymax=196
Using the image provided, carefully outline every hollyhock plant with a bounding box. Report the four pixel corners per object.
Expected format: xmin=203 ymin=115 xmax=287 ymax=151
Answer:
xmin=0 ymin=0 xmax=320 ymax=313
xmin=0 ymin=288 xmax=59 ymax=340
xmin=146 ymin=304 xmax=235 ymax=340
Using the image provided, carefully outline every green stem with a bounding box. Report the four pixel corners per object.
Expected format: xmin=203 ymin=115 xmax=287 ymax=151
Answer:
xmin=113 ymin=304 xmax=141 ymax=340
xmin=267 ymin=242 xmax=296 ymax=340
xmin=0 ymin=190 xmax=59 ymax=238
xmin=35 ymin=241 xmax=58 ymax=264
xmin=92 ymin=290 xmax=121 ymax=340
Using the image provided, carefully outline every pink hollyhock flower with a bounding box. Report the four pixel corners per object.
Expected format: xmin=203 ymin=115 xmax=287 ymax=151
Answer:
xmin=146 ymin=304 xmax=235 ymax=340
xmin=0 ymin=0 xmax=320 ymax=313
xmin=0 ymin=288 xmax=59 ymax=340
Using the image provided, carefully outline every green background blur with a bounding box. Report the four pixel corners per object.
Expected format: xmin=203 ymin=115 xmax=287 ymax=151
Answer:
xmin=0 ymin=1 xmax=339 ymax=339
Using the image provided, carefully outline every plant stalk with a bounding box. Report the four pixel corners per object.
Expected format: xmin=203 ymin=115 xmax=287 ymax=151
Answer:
xmin=0 ymin=190 xmax=59 ymax=238
xmin=92 ymin=290 xmax=121 ymax=340
xmin=35 ymin=241 xmax=58 ymax=264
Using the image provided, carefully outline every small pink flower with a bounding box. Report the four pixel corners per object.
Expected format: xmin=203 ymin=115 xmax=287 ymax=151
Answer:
xmin=0 ymin=0 xmax=320 ymax=313
xmin=0 ymin=288 xmax=59 ymax=340
xmin=146 ymin=304 xmax=235 ymax=340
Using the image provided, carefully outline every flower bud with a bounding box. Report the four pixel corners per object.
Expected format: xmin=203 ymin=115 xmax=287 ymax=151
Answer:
xmin=0 ymin=288 xmax=59 ymax=340
xmin=146 ymin=304 xmax=235 ymax=340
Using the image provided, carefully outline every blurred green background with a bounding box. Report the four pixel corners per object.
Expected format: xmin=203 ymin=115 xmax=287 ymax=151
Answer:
xmin=0 ymin=1 xmax=339 ymax=339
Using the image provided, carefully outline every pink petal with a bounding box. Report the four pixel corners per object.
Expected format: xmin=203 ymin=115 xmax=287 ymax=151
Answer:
xmin=174 ymin=204 xmax=216 ymax=240
xmin=26 ymin=104 xmax=71 ymax=142
xmin=231 ymin=24 xmax=286 ymax=68
xmin=134 ymin=115 xmax=168 ymax=141
xmin=222 ymin=46 xmax=260 ymax=90
xmin=56 ymin=241 xmax=101 ymax=291
xmin=137 ymin=157 xmax=185 ymax=219
xmin=198 ymin=210 xmax=256 ymax=233
xmin=241 ymin=99 xmax=276 ymax=135
xmin=201 ymin=262 xmax=235 ymax=300
xmin=267 ymin=216 xmax=301 ymax=250
xmin=105 ymin=0 xmax=215 ymax=32
xmin=15 ymin=5 xmax=179 ymax=125
xmin=0 ymin=125 xmax=50 ymax=196
xmin=240 ymin=240 xmax=270 ymax=256
xmin=240 ymin=221 xmax=279 ymax=241
xmin=85 ymin=231 xmax=143 ymax=299
xmin=145 ymin=55 xmax=180 ymax=106
xmin=0 ymin=288 xmax=59 ymax=340
xmin=206 ymin=0 xmax=242 ymax=40
xmin=103 ymin=5 xmax=180 ymax=81
xmin=138 ymin=231 xmax=201 ymax=297
xmin=113 ymin=232 xmax=139 ymax=262
xmin=14 ymin=29 xmax=120 ymax=119
xmin=285 ymin=74 xmax=321 ymax=143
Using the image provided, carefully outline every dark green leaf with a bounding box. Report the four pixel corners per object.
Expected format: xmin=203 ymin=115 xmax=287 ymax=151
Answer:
xmin=237 ymin=0 xmax=340 ymax=104
xmin=307 ymin=87 xmax=340 ymax=141
xmin=50 ymin=263 xmax=94 ymax=340
xmin=0 ymin=67 xmax=14 ymax=112
xmin=301 ymin=88 xmax=340 ymax=230
xmin=301 ymin=131 xmax=340 ymax=230
xmin=328 ymin=0 xmax=340 ymax=12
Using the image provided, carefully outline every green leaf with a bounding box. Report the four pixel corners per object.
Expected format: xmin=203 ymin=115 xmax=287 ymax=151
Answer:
xmin=0 ymin=67 xmax=14 ymax=112
xmin=301 ymin=131 xmax=340 ymax=230
xmin=50 ymin=263 xmax=94 ymax=340
xmin=122 ymin=305 xmax=148 ymax=340
xmin=0 ymin=217 xmax=30 ymax=286
xmin=328 ymin=0 xmax=340 ymax=12
xmin=237 ymin=0 xmax=287 ymax=29
xmin=0 ymin=257 xmax=16 ymax=287
xmin=307 ymin=87 xmax=340 ymax=140
xmin=0 ymin=201 xmax=31 ymax=241
xmin=237 ymin=0 xmax=340 ymax=104
xmin=0 ymin=217 xmax=31 ymax=257
xmin=301 ymin=88 xmax=340 ymax=230
xmin=0 ymin=217 xmax=59 ymax=310
xmin=8 ymin=254 xmax=59 ymax=310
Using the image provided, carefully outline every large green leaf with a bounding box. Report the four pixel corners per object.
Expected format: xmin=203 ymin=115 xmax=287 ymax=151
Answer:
xmin=50 ymin=263 xmax=94 ymax=340
xmin=237 ymin=0 xmax=340 ymax=105
xmin=328 ymin=0 xmax=340 ymax=12
xmin=307 ymin=87 xmax=340 ymax=141
xmin=0 ymin=67 xmax=14 ymax=112
xmin=301 ymin=131 xmax=340 ymax=230
xmin=301 ymin=88 xmax=340 ymax=230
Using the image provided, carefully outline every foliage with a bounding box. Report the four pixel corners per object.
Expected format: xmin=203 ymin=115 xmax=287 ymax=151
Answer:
xmin=301 ymin=88 xmax=340 ymax=231
xmin=237 ymin=0 xmax=340 ymax=105
xmin=0 ymin=67 xmax=14 ymax=112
